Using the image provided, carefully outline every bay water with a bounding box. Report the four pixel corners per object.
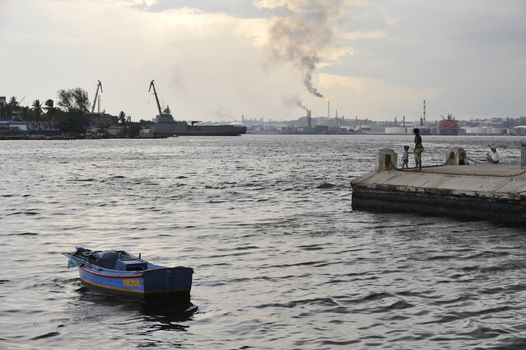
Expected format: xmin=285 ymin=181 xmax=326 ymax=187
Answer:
xmin=1 ymin=135 xmax=525 ymax=349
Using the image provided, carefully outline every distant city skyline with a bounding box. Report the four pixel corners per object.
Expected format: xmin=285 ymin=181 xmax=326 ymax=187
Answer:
xmin=1 ymin=0 xmax=525 ymax=121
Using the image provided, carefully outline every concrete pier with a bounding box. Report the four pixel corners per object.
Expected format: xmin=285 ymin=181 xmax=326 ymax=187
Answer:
xmin=351 ymin=149 xmax=526 ymax=225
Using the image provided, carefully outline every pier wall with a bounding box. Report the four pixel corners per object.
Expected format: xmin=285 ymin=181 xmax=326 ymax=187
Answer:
xmin=352 ymin=184 xmax=525 ymax=224
xmin=351 ymin=149 xmax=526 ymax=225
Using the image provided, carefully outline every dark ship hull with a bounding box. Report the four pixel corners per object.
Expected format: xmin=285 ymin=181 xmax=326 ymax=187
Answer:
xmin=438 ymin=128 xmax=459 ymax=135
xmin=174 ymin=122 xmax=246 ymax=136
xmin=151 ymin=118 xmax=246 ymax=137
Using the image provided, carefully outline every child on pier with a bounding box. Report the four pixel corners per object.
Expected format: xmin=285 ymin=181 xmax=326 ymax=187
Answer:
xmin=401 ymin=145 xmax=410 ymax=169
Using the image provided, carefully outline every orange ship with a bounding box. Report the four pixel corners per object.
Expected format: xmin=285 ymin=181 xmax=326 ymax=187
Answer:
xmin=438 ymin=114 xmax=459 ymax=135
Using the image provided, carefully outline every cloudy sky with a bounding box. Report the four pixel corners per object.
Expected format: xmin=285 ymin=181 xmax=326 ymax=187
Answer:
xmin=1 ymin=0 xmax=525 ymax=121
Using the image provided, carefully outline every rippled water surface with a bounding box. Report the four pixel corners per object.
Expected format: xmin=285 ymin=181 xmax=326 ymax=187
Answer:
xmin=1 ymin=135 xmax=525 ymax=349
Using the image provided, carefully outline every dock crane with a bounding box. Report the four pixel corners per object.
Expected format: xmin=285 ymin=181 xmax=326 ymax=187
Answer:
xmin=91 ymin=80 xmax=103 ymax=114
xmin=148 ymin=80 xmax=164 ymax=116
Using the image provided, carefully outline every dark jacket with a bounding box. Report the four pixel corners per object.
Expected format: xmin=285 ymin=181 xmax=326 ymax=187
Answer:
xmin=414 ymin=134 xmax=422 ymax=148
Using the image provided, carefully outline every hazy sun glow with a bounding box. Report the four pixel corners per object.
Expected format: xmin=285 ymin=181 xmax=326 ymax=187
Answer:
xmin=0 ymin=0 xmax=524 ymax=120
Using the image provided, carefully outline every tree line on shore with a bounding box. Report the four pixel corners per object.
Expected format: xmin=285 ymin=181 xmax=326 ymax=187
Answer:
xmin=0 ymin=88 xmax=135 ymax=136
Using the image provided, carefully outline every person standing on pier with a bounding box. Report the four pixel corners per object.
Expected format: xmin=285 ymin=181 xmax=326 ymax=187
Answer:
xmin=413 ymin=128 xmax=423 ymax=171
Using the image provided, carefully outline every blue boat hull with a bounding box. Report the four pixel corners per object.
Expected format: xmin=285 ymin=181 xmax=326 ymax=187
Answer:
xmin=78 ymin=263 xmax=193 ymax=303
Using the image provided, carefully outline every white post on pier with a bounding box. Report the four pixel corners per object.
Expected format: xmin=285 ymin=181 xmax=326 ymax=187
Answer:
xmin=376 ymin=149 xmax=397 ymax=171
xmin=446 ymin=147 xmax=467 ymax=165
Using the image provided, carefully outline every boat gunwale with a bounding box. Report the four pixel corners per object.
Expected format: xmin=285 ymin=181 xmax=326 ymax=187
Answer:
xmin=80 ymin=264 xmax=145 ymax=278
xmin=80 ymin=264 xmax=189 ymax=278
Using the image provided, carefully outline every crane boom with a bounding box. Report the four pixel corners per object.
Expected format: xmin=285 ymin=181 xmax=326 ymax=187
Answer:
xmin=149 ymin=80 xmax=163 ymax=116
xmin=91 ymin=80 xmax=103 ymax=114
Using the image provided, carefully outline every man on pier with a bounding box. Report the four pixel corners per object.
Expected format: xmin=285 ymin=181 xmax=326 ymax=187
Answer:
xmin=413 ymin=128 xmax=424 ymax=171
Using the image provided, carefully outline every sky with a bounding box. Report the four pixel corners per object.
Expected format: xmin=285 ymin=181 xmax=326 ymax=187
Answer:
xmin=0 ymin=0 xmax=525 ymax=122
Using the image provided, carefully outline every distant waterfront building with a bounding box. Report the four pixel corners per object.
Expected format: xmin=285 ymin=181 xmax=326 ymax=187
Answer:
xmin=314 ymin=125 xmax=329 ymax=133
xmin=139 ymin=128 xmax=154 ymax=138
xmin=464 ymin=126 xmax=507 ymax=135
xmin=0 ymin=120 xmax=60 ymax=137
xmin=0 ymin=120 xmax=29 ymax=135
xmin=88 ymin=113 xmax=118 ymax=129
xmin=107 ymin=124 xmax=128 ymax=137
xmin=26 ymin=121 xmax=60 ymax=136
xmin=355 ymin=126 xmax=372 ymax=134
xmin=384 ymin=126 xmax=413 ymax=135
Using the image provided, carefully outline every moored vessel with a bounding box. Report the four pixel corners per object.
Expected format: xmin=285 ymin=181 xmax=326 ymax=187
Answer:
xmin=438 ymin=114 xmax=459 ymax=135
xmin=148 ymin=80 xmax=246 ymax=137
xmin=64 ymin=247 xmax=193 ymax=303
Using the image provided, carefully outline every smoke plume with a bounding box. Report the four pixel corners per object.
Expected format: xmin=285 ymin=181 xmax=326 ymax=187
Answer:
xmin=262 ymin=0 xmax=346 ymax=98
xmin=284 ymin=96 xmax=309 ymax=112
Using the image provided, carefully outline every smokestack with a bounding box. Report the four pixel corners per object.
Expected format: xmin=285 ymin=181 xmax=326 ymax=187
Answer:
xmin=327 ymin=100 xmax=330 ymax=119
xmin=421 ymin=99 xmax=426 ymax=127
xmin=307 ymin=109 xmax=312 ymax=128
xmin=423 ymin=99 xmax=426 ymax=121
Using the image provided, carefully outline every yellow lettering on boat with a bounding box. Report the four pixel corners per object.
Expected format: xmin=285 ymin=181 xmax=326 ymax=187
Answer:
xmin=122 ymin=278 xmax=141 ymax=287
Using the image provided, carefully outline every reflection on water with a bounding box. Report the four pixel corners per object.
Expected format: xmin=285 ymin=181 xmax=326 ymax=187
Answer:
xmin=0 ymin=135 xmax=525 ymax=349
xmin=75 ymin=286 xmax=198 ymax=322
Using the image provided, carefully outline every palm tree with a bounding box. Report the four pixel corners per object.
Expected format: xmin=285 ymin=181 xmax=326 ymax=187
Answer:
xmin=119 ymin=111 xmax=126 ymax=124
xmin=32 ymin=99 xmax=43 ymax=119
xmin=0 ymin=100 xmax=6 ymax=118
xmin=7 ymin=96 xmax=19 ymax=116
xmin=43 ymin=99 xmax=57 ymax=121
xmin=8 ymin=96 xmax=19 ymax=109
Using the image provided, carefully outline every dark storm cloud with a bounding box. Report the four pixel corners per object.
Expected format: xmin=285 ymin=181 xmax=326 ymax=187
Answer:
xmin=336 ymin=0 xmax=526 ymax=81
xmin=335 ymin=0 xmax=526 ymax=116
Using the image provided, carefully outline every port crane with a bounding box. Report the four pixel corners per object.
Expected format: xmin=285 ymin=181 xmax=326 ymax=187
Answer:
xmin=148 ymin=80 xmax=164 ymax=116
xmin=90 ymin=80 xmax=103 ymax=114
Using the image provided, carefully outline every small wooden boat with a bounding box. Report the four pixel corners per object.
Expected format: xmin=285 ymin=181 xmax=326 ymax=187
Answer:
xmin=64 ymin=247 xmax=193 ymax=303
